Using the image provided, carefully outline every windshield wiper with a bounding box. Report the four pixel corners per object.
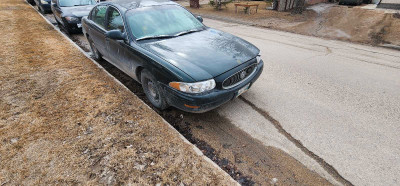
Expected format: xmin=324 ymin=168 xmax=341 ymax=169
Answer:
xmin=174 ymin=29 xmax=203 ymax=37
xmin=136 ymin=35 xmax=176 ymax=41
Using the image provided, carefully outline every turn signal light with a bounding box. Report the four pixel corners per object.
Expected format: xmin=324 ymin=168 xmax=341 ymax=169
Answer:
xmin=184 ymin=104 xmax=200 ymax=109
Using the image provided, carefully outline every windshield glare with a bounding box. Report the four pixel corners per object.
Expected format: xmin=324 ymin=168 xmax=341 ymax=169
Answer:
xmin=59 ymin=0 xmax=96 ymax=7
xmin=126 ymin=5 xmax=204 ymax=40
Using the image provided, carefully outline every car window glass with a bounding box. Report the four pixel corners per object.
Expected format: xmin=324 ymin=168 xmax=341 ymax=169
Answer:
xmin=92 ymin=5 xmax=107 ymax=28
xmin=126 ymin=5 xmax=203 ymax=39
xmin=107 ymin=7 xmax=124 ymax=32
xmin=59 ymin=0 xmax=96 ymax=7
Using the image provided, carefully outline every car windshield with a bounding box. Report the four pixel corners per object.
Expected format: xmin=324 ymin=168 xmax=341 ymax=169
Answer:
xmin=59 ymin=0 xmax=96 ymax=7
xmin=126 ymin=5 xmax=205 ymax=40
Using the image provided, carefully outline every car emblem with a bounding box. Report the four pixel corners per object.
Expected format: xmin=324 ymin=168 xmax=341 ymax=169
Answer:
xmin=240 ymin=71 xmax=247 ymax=79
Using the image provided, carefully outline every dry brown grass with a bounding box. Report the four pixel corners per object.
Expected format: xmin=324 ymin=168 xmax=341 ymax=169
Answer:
xmin=0 ymin=0 xmax=235 ymax=185
xmin=188 ymin=2 xmax=400 ymax=46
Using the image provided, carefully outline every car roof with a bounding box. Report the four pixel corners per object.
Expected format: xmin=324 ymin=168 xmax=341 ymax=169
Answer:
xmin=106 ymin=0 xmax=178 ymax=10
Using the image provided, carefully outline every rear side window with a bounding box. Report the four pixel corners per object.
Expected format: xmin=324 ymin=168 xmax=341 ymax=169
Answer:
xmin=107 ymin=7 xmax=124 ymax=32
xmin=91 ymin=5 xmax=107 ymax=28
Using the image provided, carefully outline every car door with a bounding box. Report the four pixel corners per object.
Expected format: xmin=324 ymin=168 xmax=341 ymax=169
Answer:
xmin=105 ymin=6 xmax=140 ymax=78
xmin=88 ymin=5 xmax=108 ymax=58
xmin=104 ymin=6 xmax=125 ymax=70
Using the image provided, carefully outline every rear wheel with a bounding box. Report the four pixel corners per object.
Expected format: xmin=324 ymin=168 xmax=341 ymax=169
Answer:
xmin=38 ymin=6 xmax=45 ymax=14
xmin=27 ymin=0 xmax=35 ymax=5
xmin=88 ymin=37 xmax=102 ymax=61
xmin=141 ymin=70 xmax=168 ymax=110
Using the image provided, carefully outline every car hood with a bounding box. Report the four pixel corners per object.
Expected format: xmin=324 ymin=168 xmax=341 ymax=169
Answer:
xmin=140 ymin=28 xmax=260 ymax=81
xmin=61 ymin=5 xmax=95 ymax=18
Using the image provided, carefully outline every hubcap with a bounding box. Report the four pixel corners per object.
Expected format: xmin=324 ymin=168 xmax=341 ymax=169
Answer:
xmin=147 ymin=80 xmax=159 ymax=101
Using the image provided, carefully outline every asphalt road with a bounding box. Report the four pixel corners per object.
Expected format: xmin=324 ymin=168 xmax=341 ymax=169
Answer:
xmin=204 ymin=19 xmax=400 ymax=185
xmin=40 ymin=8 xmax=399 ymax=184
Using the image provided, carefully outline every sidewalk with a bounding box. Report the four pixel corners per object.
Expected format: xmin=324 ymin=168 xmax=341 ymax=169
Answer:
xmin=0 ymin=0 xmax=236 ymax=185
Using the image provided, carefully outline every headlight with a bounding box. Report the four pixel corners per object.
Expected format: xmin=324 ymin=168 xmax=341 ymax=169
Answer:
xmin=169 ymin=79 xmax=216 ymax=94
xmin=65 ymin=16 xmax=79 ymax=22
xmin=256 ymin=55 xmax=262 ymax=64
xmin=41 ymin=0 xmax=49 ymax=4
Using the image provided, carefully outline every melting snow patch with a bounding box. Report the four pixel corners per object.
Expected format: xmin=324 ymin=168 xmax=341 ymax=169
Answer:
xmin=270 ymin=178 xmax=278 ymax=185
xmin=307 ymin=3 xmax=334 ymax=14
xmin=10 ymin=138 xmax=19 ymax=144
xmin=334 ymin=29 xmax=351 ymax=39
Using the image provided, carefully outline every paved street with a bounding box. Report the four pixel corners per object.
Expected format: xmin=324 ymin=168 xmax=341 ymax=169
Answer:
xmin=39 ymin=9 xmax=400 ymax=184
xmin=204 ymin=19 xmax=400 ymax=186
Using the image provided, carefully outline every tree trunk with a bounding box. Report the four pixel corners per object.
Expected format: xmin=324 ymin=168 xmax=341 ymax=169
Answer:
xmin=216 ymin=0 xmax=222 ymax=10
xmin=292 ymin=0 xmax=305 ymax=14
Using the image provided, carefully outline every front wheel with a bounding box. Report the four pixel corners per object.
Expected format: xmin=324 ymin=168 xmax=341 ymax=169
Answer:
xmin=88 ymin=37 xmax=102 ymax=61
xmin=54 ymin=16 xmax=61 ymax=27
xmin=141 ymin=70 xmax=168 ymax=110
xmin=62 ymin=23 xmax=73 ymax=35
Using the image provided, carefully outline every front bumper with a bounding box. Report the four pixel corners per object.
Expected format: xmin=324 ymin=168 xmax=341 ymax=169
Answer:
xmin=63 ymin=18 xmax=83 ymax=33
xmin=67 ymin=22 xmax=83 ymax=32
xmin=161 ymin=61 xmax=264 ymax=113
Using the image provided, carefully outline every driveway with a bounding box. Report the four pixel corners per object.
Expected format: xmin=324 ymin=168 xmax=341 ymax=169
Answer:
xmin=204 ymin=19 xmax=400 ymax=186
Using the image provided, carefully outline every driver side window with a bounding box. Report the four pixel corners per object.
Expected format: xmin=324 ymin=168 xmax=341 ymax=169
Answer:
xmin=106 ymin=7 xmax=124 ymax=32
xmin=91 ymin=5 xmax=107 ymax=29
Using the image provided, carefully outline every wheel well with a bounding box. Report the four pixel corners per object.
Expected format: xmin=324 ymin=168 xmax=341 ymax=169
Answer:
xmin=136 ymin=66 xmax=144 ymax=83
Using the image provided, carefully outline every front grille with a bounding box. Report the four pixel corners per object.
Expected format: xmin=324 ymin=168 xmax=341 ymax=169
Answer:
xmin=223 ymin=63 xmax=257 ymax=89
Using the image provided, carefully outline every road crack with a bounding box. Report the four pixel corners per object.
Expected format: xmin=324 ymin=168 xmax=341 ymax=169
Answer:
xmin=239 ymin=96 xmax=354 ymax=186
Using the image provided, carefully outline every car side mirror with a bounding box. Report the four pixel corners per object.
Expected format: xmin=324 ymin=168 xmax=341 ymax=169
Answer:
xmin=106 ymin=30 xmax=125 ymax=40
xmin=196 ymin=16 xmax=203 ymax=23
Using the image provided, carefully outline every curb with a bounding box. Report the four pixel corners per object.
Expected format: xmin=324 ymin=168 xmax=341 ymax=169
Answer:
xmin=26 ymin=2 xmax=239 ymax=185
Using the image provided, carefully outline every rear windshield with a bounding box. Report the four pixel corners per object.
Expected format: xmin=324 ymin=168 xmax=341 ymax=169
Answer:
xmin=59 ymin=0 xmax=96 ymax=7
xmin=126 ymin=5 xmax=204 ymax=40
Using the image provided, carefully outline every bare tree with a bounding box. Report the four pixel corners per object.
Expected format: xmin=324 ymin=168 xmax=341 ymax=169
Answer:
xmin=291 ymin=0 xmax=306 ymax=14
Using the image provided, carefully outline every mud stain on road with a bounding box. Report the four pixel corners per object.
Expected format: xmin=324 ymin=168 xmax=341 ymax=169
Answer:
xmin=240 ymin=96 xmax=353 ymax=186
xmin=176 ymin=110 xmax=333 ymax=185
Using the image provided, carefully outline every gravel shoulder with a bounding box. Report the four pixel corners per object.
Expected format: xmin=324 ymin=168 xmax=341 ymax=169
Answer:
xmin=0 ymin=0 xmax=236 ymax=185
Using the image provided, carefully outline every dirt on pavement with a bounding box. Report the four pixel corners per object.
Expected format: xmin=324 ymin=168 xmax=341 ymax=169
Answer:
xmin=186 ymin=2 xmax=400 ymax=46
xmin=0 ymin=0 xmax=236 ymax=185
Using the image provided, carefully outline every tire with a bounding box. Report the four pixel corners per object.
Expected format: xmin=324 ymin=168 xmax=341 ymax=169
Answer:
xmin=63 ymin=24 xmax=73 ymax=35
xmin=27 ymin=0 xmax=36 ymax=5
xmin=54 ymin=15 xmax=61 ymax=26
xmin=141 ymin=70 xmax=168 ymax=110
xmin=88 ymin=37 xmax=103 ymax=61
xmin=38 ymin=6 xmax=45 ymax=14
